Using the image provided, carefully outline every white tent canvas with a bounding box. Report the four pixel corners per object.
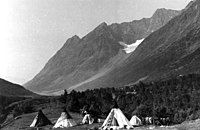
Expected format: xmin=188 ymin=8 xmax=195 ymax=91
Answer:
xmin=130 ymin=115 xmax=142 ymax=126
xmin=53 ymin=111 xmax=77 ymax=128
xmin=30 ymin=116 xmax=37 ymax=127
xmin=101 ymin=108 xmax=133 ymax=130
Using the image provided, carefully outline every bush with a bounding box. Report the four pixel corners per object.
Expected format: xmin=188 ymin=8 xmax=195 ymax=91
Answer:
xmin=12 ymin=102 xmax=35 ymax=117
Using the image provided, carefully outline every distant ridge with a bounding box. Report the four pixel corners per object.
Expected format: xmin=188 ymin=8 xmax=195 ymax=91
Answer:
xmin=0 ymin=78 xmax=37 ymax=97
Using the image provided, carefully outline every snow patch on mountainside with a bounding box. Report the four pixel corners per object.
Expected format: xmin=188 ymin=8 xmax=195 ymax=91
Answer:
xmin=119 ymin=39 xmax=144 ymax=53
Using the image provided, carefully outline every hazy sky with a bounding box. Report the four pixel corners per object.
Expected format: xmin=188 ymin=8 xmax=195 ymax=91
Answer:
xmin=0 ymin=0 xmax=191 ymax=85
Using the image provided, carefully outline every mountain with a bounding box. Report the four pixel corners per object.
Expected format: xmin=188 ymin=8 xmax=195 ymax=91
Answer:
xmin=73 ymin=0 xmax=200 ymax=90
xmin=25 ymin=23 xmax=124 ymax=94
xmin=110 ymin=8 xmax=180 ymax=44
xmin=0 ymin=78 xmax=36 ymax=97
xmin=25 ymin=8 xmax=180 ymax=94
xmin=120 ymin=0 xmax=200 ymax=82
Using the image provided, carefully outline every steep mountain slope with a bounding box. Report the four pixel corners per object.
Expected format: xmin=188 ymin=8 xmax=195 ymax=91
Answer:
xmin=123 ymin=0 xmax=200 ymax=81
xmin=0 ymin=78 xmax=36 ymax=97
xmin=73 ymin=0 xmax=200 ymax=90
xmin=25 ymin=23 xmax=125 ymax=94
xmin=25 ymin=8 xmax=180 ymax=94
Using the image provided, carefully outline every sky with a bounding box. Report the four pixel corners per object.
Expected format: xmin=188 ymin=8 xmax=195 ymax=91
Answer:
xmin=0 ymin=0 xmax=191 ymax=85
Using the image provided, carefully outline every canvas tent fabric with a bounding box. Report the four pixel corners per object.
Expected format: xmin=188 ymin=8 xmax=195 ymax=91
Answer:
xmin=130 ymin=115 xmax=142 ymax=126
xmin=53 ymin=110 xmax=77 ymax=128
xmin=30 ymin=110 xmax=52 ymax=127
xmin=101 ymin=108 xmax=133 ymax=130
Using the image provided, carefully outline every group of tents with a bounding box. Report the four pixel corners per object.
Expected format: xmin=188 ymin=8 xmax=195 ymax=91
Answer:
xmin=30 ymin=103 xmax=142 ymax=129
xmin=30 ymin=109 xmax=77 ymax=128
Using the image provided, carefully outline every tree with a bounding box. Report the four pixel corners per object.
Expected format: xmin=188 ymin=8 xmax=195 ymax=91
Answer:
xmin=59 ymin=89 xmax=68 ymax=103
xmin=67 ymin=97 xmax=80 ymax=112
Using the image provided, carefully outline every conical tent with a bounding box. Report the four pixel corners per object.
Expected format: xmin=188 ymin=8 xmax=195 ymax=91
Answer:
xmin=111 ymin=115 xmax=119 ymax=126
xmin=30 ymin=110 xmax=52 ymax=127
xmin=101 ymin=102 xmax=133 ymax=130
xmin=130 ymin=115 xmax=142 ymax=126
xmin=53 ymin=109 xmax=77 ymax=128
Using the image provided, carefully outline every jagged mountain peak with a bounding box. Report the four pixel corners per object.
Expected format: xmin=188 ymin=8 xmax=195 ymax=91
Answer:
xmin=64 ymin=35 xmax=80 ymax=43
xmin=178 ymin=0 xmax=200 ymax=24
xmin=62 ymin=35 xmax=81 ymax=49
xmin=154 ymin=8 xmax=170 ymax=13
xmin=152 ymin=8 xmax=180 ymax=18
xmin=71 ymin=35 xmax=80 ymax=40
xmin=185 ymin=0 xmax=196 ymax=9
xmin=96 ymin=22 xmax=108 ymax=28
xmin=69 ymin=35 xmax=80 ymax=41
xmin=108 ymin=8 xmax=180 ymax=44
xmin=82 ymin=21 xmax=118 ymax=42
xmin=185 ymin=0 xmax=200 ymax=10
xmin=25 ymin=6 xmax=181 ymax=94
xmin=94 ymin=22 xmax=110 ymax=34
xmin=91 ymin=22 xmax=108 ymax=33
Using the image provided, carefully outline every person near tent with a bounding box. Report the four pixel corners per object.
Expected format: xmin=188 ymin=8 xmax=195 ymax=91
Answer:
xmin=81 ymin=105 xmax=89 ymax=117
xmin=53 ymin=108 xmax=77 ymax=128
xmin=82 ymin=111 xmax=94 ymax=124
xmin=30 ymin=110 xmax=52 ymax=127
xmin=145 ymin=117 xmax=153 ymax=125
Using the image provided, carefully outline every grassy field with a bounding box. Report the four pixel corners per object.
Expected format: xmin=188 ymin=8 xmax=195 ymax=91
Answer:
xmin=2 ymin=106 xmax=200 ymax=130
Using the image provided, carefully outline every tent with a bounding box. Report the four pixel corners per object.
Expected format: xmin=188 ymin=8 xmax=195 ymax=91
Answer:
xmin=130 ymin=115 xmax=142 ymax=126
xmin=101 ymin=102 xmax=133 ymax=130
xmin=30 ymin=110 xmax=52 ymax=127
xmin=53 ymin=109 xmax=77 ymax=128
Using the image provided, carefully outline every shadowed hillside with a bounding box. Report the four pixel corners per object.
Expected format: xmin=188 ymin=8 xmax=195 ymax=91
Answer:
xmin=0 ymin=78 xmax=38 ymax=125
xmin=0 ymin=78 xmax=36 ymax=97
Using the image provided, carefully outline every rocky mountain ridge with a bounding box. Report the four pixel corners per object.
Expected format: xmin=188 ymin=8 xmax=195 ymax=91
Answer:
xmin=25 ymin=8 xmax=183 ymax=94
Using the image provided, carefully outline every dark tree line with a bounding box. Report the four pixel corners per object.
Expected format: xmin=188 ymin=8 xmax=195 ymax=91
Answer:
xmin=2 ymin=73 xmax=200 ymax=125
xmin=60 ymin=73 xmax=200 ymax=124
